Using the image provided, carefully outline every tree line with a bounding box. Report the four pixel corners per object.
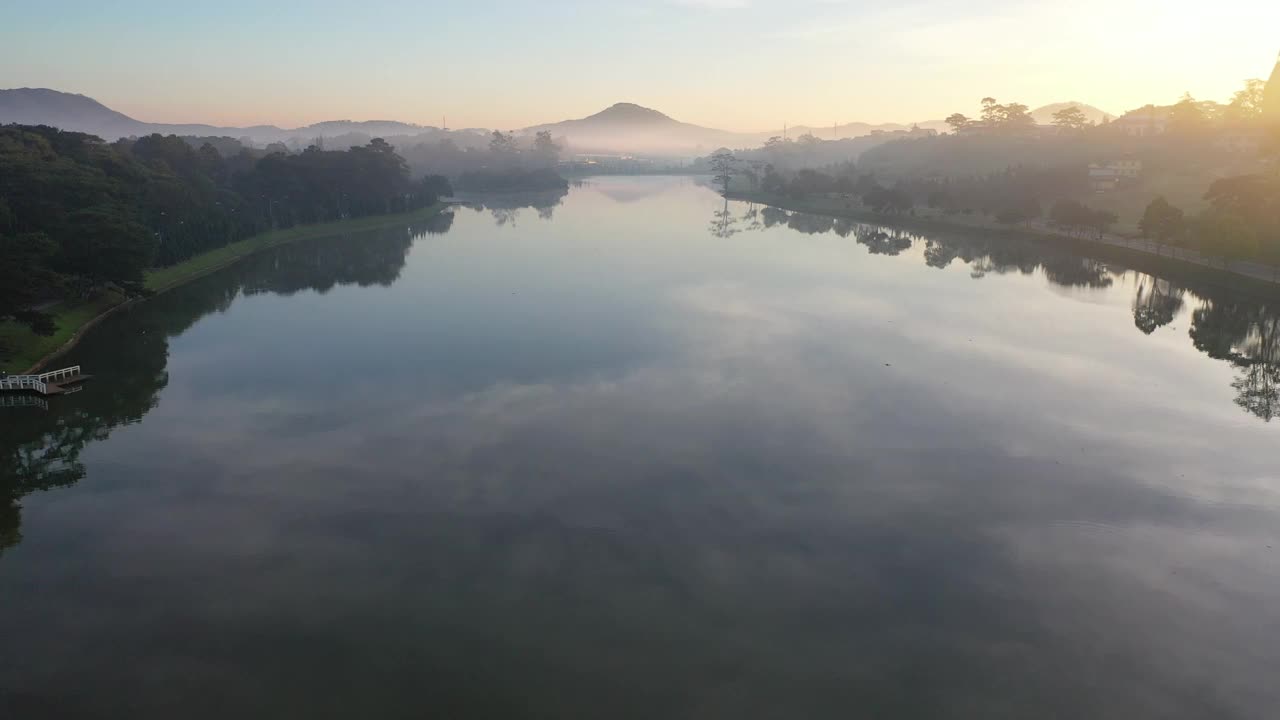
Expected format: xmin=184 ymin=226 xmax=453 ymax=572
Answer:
xmin=1139 ymin=174 xmax=1280 ymax=267
xmin=715 ymin=149 xmax=1279 ymax=269
xmin=400 ymin=130 xmax=565 ymax=189
xmin=0 ymin=124 xmax=452 ymax=344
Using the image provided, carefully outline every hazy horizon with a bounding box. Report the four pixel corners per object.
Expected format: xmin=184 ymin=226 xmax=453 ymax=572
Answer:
xmin=3 ymin=0 xmax=1277 ymax=131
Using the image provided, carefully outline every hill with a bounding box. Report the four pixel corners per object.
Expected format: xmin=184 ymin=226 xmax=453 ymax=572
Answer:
xmin=0 ymin=88 xmax=448 ymax=146
xmin=1 ymin=88 xmax=1120 ymax=157
xmin=522 ymin=103 xmax=745 ymax=154
xmin=0 ymin=88 xmax=145 ymax=138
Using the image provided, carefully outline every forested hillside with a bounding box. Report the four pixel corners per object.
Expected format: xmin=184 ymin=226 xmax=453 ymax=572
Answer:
xmin=0 ymin=125 xmax=451 ymax=343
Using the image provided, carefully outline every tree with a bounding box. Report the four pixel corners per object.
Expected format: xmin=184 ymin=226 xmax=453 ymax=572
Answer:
xmin=1168 ymin=93 xmax=1208 ymax=135
xmin=980 ymin=97 xmax=1001 ymax=125
xmin=787 ymin=168 xmax=834 ymax=198
xmin=1049 ymin=199 xmax=1112 ymax=238
xmin=1051 ymin=106 xmax=1090 ymax=131
xmin=0 ymin=123 xmax=446 ymax=338
xmin=1197 ymin=174 xmax=1280 ymax=271
xmin=863 ymin=186 xmax=913 ymax=215
xmin=708 ymin=149 xmax=736 ymax=195
xmin=1138 ymin=196 xmax=1185 ymax=244
xmin=59 ymin=207 xmax=156 ymax=287
xmin=0 ymin=233 xmax=63 ymax=338
xmin=760 ymin=164 xmax=786 ymax=194
xmin=1195 ymin=211 xmax=1259 ymax=266
xmin=1088 ymin=208 xmax=1119 ymax=240
xmin=945 ymin=113 xmax=970 ymax=133
xmin=532 ymin=131 xmax=560 ymax=167
xmin=489 ymin=130 xmax=519 ymax=160
xmin=999 ymin=103 xmax=1035 ymax=131
xmin=1227 ymin=79 xmax=1267 ymax=120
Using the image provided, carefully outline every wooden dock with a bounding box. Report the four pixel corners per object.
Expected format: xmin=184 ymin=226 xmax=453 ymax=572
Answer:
xmin=0 ymin=366 xmax=91 ymax=396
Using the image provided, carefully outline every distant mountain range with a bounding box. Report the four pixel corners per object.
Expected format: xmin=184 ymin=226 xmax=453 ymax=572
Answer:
xmin=0 ymin=88 xmax=462 ymax=146
xmin=1 ymin=88 xmax=1115 ymax=155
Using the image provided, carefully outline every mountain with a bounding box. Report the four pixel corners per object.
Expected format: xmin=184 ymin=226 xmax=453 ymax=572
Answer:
xmin=1030 ymin=102 xmax=1114 ymax=125
xmin=0 ymin=88 xmax=456 ymax=146
xmin=0 ymin=88 xmax=147 ymax=138
xmin=522 ymin=102 xmax=745 ymax=154
xmin=3 ymin=89 xmax=1122 ymax=158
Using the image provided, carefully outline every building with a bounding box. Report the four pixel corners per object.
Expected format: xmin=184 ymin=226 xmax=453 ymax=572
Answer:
xmin=1110 ymin=158 xmax=1142 ymax=178
xmin=1088 ymin=157 xmax=1142 ymax=192
xmin=1112 ymin=105 xmax=1170 ymax=137
xmin=1088 ymin=165 xmax=1119 ymax=192
xmin=869 ymin=125 xmax=938 ymax=139
xmin=1213 ymin=124 xmax=1267 ymax=154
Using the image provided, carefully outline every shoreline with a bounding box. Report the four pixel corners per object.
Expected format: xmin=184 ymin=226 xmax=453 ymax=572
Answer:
xmin=3 ymin=203 xmax=446 ymax=374
xmin=726 ymin=191 xmax=1280 ymax=292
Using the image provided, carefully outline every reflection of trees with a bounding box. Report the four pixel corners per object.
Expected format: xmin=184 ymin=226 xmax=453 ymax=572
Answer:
xmin=786 ymin=212 xmax=835 ymax=236
xmin=1039 ymin=256 xmax=1114 ymax=289
xmin=709 ymin=198 xmax=740 ymax=239
xmin=491 ymin=208 xmax=520 ymax=227
xmin=240 ymin=216 xmax=451 ymax=296
xmin=1132 ymin=278 xmax=1185 ymax=334
xmin=0 ymin=501 xmax=19 ymax=554
xmin=761 ymin=206 xmax=789 ymax=228
xmin=924 ymin=238 xmax=962 ymax=269
xmin=1191 ymin=297 xmax=1280 ymax=421
xmin=740 ymin=199 xmax=1280 ymax=424
xmin=0 ymin=218 xmax=449 ymax=558
xmin=855 ymin=226 xmax=912 ymax=256
xmin=1233 ymin=364 xmax=1280 ymax=421
xmin=464 ymin=187 xmax=570 ymax=226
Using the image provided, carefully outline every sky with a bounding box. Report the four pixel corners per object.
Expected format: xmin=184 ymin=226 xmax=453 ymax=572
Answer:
xmin=2 ymin=0 xmax=1278 ymax=131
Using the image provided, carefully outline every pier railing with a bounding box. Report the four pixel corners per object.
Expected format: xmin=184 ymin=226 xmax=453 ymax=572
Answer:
xmin=0 ymin=366 xmax=81 ymax=395
xmin=0 ymin=375 xmax=48 ymax=393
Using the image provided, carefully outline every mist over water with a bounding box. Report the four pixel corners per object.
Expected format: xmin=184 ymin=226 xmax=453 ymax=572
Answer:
xmin=1 ymin=177 xmax=1277 ymax=719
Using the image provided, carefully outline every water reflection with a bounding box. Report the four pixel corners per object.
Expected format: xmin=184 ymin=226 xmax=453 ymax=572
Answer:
xmin=2 ymin=179 xmax=1279 ymax=717
xmin=1133 ymin=278 xmax=1184 ymax=334
xmin=709 ymin=198 xmax=739 ymax=238
xmin=1192 ymin=296 xmax=1280 ymax=421
xmin=724 ymin=202 xmax=1280 ymax=422
xmin=460 ymin=187 xmax=569 ymax=226
xmin=0 ymin=214 xmax=452 ymax=558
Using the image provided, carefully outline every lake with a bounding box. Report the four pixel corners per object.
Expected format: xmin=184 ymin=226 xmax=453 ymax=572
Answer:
xmin=2 ymin=176 xmax=1278 ymax=719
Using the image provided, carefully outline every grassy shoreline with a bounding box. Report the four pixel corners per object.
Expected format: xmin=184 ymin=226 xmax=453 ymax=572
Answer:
xmin=1 ymin=204 xmax=445 ymax=374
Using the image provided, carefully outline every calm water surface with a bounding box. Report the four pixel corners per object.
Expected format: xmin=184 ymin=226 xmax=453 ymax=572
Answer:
xmin=2 ymin=177 xmax=1278 ymax=719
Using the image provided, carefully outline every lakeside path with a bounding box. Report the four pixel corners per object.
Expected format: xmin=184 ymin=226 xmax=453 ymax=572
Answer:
xmin=1 ymin=204 xmax=446 ymax=374
xmin=727 ymin=192 xmax=1280 ymax=287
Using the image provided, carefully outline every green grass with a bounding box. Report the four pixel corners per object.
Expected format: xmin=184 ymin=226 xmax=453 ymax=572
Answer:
xmin=0 ymin=293 xmax=124 ymax=374
xmin=145 ymin=203 xmax=444 ymax=291
xmin=2 ymin=204 xmax=444 ymax=373
xmin=1087 ymin=172 xmax=1216 ymax=234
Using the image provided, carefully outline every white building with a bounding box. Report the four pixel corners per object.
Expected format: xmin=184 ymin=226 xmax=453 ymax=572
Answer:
xmin=1112 ymin=106 xmax=1169 ymax=137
